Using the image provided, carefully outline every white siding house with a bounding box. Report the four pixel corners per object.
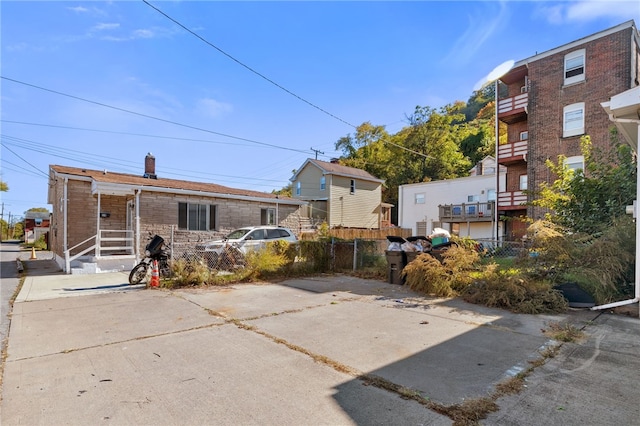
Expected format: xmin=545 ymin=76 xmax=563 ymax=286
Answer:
xmin=398 ymin=157 xmax=506 ymax=239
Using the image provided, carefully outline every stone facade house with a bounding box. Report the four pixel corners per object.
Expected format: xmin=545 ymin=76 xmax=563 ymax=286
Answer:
xmin=47 ymin=154 xmax=307 ymax=273
xmin=290 ymin=158 xmax=389 ymax=229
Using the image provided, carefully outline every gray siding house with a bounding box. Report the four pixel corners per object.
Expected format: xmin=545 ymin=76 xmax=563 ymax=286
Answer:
xmin=290 ymin=159 xmax=388 ymax=229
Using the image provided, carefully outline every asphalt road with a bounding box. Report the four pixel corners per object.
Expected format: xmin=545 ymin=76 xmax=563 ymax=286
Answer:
xmin=0 ymin=242 xmax=22 ymax=355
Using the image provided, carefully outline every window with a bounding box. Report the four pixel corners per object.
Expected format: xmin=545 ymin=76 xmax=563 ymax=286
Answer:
xmin=178 ymin=203 xmax=216 ymax=231
xmin=564 ymin=155 xmax=584 ymax=172
xmin=350 ymin=179 xmax=356 ymax=194
xmin=415 ymin=193 xmax=425 ymax=204
xmin=563 ymin=103 xmax=585 ymax=137
xmin=320 ymin=176 xmax=326 ymax=190
xmin=487 ymin=189 xmax=496 ymax=203
xmin=261 ymin=208 xmax=276 ymax=225
xmin=564 ymin=49 xmax=585 ymax=85
xmin=35 ymin=218 xmax=43 ymax=226
xmin=467 ymin=195 xmax=479 ymax=202
xmin=520 ymin=131 xmax=528 ymax=141
xmin=519 ymin=174 xmax=528 ymax=190
xmin=296 ymin=181 xmax=301 ymax=196
xmin=267 ymin=228 xmax=292 ymax=239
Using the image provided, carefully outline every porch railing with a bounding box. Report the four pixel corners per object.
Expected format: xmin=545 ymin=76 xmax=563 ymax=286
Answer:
xmin=64 ymin=229 xmax=134 ymax=273
xmin=96 ymin=229 xmax=134 ymax=257
xmin=439 ymin=202 xmax=495 ymax=222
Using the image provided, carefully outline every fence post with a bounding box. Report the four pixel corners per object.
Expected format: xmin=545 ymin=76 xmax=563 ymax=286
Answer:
xmin=170 ymin=225 xmax=174 ymax=262
xmin=331 ymin=237 xmax=335 ymax=271
xmin=353 ymin=239 xmax=357 ymax=271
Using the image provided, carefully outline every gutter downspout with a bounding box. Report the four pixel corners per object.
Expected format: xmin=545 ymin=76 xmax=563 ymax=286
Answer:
xmin=135 ymin=189 xmax=141 ymax=263
xmin=591 ymin=117 xmax=640 ymax=314
xmin=64 ymin=177 xmax=69 ymax=273
xmin=96 ymin=192 xmax=101 ymax=258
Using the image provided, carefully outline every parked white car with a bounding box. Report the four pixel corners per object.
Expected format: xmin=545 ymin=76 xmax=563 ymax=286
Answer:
xmin=195 ymin=226 xmax=298 ymax=269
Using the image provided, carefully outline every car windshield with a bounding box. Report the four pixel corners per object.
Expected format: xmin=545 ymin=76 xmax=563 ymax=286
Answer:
xmin=225 ymin=229 xmax=251 ymax=239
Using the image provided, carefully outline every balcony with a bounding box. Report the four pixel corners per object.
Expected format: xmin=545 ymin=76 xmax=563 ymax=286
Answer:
xmin=498 ymin=92 xmax=528 ymax=124
xmin=498 ymin=140 xmax=528 ymax=165
xmin=439 ymin=202 xmax=495 ymax=223
xmin=498 ymin=191 xmax=527 ymax=211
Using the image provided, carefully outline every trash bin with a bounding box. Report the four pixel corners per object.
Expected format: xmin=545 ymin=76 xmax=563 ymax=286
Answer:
xmin=385 ymin=250 xmax=406 ymax=285
xmin=405 ymin=250 xmax=420 ymax=265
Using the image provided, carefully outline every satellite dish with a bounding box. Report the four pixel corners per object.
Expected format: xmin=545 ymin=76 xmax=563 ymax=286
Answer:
xmin=473 ymin=59 xmax=515 ymax=91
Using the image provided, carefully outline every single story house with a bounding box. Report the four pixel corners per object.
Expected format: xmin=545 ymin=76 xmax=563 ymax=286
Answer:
xmin=290 ymin=158 xmax=390 ymax=229
xmin=48 ymin=154 xmax=307 ymax=273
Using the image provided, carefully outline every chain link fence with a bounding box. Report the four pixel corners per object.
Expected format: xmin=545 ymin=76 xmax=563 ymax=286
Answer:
xmin=473 ymin=239 xmax=526 ymax=258
xmin=166 ymin=235 xmax=526 ymax=277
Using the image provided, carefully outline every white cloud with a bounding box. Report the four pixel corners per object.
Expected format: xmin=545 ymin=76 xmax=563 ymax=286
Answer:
xmin=197 ymin=98 xmax=233 ymax=118
xmin=67 ymin=6 xmax=88 ymax=13
xmin=93 ymin=23 xmax=120 ymax=31
xmin=538 ymin=1 xmax=639 ymax=24
xmin=132 ymin=29 xmax=155 ymax=39
xmin=566 ymin=1 xmax=637 ymax=22
xmin=442 ymin=1 xmax=510 ymax=66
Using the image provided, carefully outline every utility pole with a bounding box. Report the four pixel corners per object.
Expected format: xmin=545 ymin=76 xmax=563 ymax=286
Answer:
xmin=310 ymin=147 xmax=324 ymax=160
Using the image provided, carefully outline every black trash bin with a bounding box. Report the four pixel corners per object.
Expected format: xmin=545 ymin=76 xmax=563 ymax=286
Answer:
xmin=385 ymin=250 xmax=406 ymax=285
xmin=386 ymin=236 xmax=409 ymax=284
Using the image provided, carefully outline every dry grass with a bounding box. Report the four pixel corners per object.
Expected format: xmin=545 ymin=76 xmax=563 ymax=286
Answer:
xmin=542 ymin=322 xmax=585 ymax=343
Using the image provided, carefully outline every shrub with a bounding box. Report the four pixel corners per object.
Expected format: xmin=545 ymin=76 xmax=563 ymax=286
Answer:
xmin=402 ymin=246 xmax=481 ymax=297
xmin=169 ymin=258 xmax=213 ymax=288
xmin=463 ymin=264 xmax=568 ymax=314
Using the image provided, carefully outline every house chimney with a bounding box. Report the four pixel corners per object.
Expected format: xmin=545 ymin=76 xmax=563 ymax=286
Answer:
xmin=144 ymin=153 xmax=157 ymax=179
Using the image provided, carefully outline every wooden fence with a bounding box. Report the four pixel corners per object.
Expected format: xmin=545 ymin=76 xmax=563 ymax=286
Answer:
xmin=300 ymin=228 xmax=412 ymax=241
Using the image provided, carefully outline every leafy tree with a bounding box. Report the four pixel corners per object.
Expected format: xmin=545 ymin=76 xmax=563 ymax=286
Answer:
xmin=532 ymin=131 xmax=636 ymax=234
xmin=26 ymin=207 xmax=49 ymax=213
xmin=0 ymin=180 xmax=8 ymax=192
xmin=272 ymin=183 xmax=292 ymax=198
xmin=403 ymin=105 xmax=471 ymax=181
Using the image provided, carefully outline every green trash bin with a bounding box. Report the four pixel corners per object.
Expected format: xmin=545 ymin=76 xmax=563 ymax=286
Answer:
xmin=385 ymin=250 xmax=406 ymax=285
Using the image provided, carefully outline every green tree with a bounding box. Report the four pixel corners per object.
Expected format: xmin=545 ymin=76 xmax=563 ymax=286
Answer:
xmin=403 ymin=105 xmax=471 ymax=181
xmin=26 ymin=207 xmax=49 ymax=213
xmin=0 ymin=180 xmax=8 ymax=192
xmin=532 ymin=131 xmax=636 ymax=234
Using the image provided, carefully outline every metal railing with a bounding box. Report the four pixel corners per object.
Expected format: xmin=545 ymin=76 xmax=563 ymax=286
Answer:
xmin=64 ymin=229 xmax=135 ymax=273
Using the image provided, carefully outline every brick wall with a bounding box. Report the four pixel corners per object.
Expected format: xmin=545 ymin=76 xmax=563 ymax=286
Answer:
xmin=49 ymin=176 xmax=305 ymax=258
xmin=527 ymin=27 xmax=635 ymax=220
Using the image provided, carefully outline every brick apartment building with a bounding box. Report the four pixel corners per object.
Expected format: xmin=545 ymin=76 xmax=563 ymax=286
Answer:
xmin=496 ymin=20 xmax=640 ymax=240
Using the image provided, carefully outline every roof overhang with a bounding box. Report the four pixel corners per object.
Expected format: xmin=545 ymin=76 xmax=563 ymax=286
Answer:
xmin=601 ymin=86 xmax=640 ymax=151
xmin=51 ymin=169 xmax=306 ymax=206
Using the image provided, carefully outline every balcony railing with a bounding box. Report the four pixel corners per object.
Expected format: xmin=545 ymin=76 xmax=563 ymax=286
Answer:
xmin=498 ymin=140 xmax=528 ymax=164
xmin=498 ymin=93 xmax=528 ymax=123
xmin=439 ymin=202 xmax=495 ymax=223
xmin=498 ymin=191 xmax=527 ymax=210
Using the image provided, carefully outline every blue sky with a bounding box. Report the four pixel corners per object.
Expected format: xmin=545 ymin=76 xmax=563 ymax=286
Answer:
xmin=1 ymin=1 xmax=638 ymax=220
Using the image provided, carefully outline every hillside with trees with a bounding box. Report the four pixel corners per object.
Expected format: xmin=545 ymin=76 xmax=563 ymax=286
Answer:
xmin=332 ymin=86 xmax=500 ymax=224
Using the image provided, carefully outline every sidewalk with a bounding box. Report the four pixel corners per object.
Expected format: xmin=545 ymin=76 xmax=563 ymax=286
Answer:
xmin=2 ymin=257 xmax=639 ymax=425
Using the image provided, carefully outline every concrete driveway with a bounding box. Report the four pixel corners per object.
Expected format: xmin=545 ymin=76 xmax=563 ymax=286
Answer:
xmin=1 ymin=259 xmax=638 ymax=425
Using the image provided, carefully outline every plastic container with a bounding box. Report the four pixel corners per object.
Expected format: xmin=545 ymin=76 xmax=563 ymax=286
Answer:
xmin=385 ymin=250 xmax=406 ymax=285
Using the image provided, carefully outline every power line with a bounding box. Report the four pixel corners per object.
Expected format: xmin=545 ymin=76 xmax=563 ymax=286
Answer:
xmin=0 ymin=143 xmax=49 ymax=179
xmin=1 ymin=136 xmax=292 ymax=188
xmin=142 ymin=0 xmax=357 ymax=129
xmin=0 ymin=76 xmax=312 ymax=156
